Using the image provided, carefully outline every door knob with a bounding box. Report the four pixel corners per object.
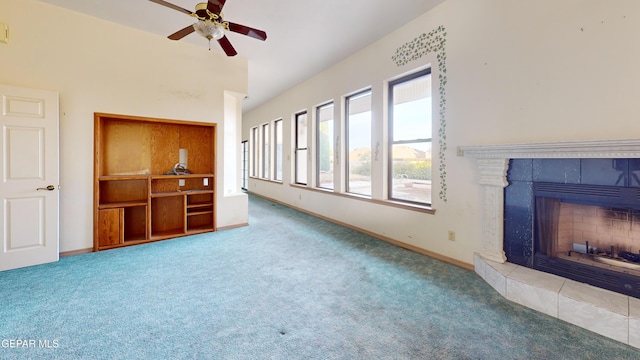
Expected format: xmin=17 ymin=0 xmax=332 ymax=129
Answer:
xmin=36 ymin=185 xmax=56 ymax=191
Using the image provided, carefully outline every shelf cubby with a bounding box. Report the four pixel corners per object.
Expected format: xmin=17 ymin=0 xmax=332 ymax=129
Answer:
xmin=150 ymin=196 xmax=185 ymax=237
xmin=123 ymin=205 xmax=147 ymax=242
xmin=187 ymin=212 xmax=214 ymax=233
xmin=98 ymin=178 xmax=148 ymax=207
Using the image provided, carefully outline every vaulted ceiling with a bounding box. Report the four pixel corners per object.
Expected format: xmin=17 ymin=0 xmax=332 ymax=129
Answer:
xmin=37 ymin=0 xmax=446 ymax=112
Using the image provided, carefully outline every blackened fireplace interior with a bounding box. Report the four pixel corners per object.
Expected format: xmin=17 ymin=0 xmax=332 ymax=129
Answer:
xmin=504 ymin=158 xmax=640 ymax=298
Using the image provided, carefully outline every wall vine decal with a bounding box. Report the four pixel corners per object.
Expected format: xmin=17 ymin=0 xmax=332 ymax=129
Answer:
xmin=391 ymin=25 xmax=448 ymax=202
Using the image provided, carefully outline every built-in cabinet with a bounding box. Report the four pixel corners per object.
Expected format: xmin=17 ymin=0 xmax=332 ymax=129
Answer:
xmin=93 ymin=113 xmax=216 ymax=251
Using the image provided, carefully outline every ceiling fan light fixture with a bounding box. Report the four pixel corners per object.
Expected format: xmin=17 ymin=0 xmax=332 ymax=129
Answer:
xmin=193 ymin=20 xmax=224 ymax=41
xmin=212 ymin=26 xmax=225 ymax=40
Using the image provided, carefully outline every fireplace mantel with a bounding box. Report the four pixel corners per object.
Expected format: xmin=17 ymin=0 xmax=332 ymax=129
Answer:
xmin=460 ymin=139 xmax=640 ymax=159
xmin=460 ymin=139 xmax=640 ymax=263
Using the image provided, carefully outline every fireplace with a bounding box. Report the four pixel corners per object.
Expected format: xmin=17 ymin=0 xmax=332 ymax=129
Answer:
xmin=461 ymin=140 xmax=640 ymax=348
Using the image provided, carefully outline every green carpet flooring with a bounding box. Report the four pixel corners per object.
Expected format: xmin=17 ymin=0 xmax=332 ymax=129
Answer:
xmin=1 ymin=194 xmax=639 ymax=359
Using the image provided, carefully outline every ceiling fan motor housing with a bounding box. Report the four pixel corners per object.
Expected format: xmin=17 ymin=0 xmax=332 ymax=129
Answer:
xmin=195 ymin=3 xmax=220 ymax=20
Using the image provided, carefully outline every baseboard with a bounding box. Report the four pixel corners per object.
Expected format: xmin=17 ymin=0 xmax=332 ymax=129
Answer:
xmin=59 ymin=225 xmax=248 ymax=257
xmin=60 ymin=248 xmax=93 ymax=257
xmin=217 ymin=223 xmax=249 ymax=231
xmin=247 ymin=192 xmax=474 ymax=271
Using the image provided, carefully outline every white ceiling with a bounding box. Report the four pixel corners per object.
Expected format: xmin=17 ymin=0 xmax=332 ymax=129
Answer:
xmin=36 ymin=0 xmax=445 ymax=112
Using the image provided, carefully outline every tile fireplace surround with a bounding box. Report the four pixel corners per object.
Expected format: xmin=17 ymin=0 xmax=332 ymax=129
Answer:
xmin=461 ymin=139 xmax=640 ymax=349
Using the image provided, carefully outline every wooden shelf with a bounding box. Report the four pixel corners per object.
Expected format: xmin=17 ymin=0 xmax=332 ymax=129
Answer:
xmin=150 ymin=191 xmax=183 ymax=198
xmin=123 ymin=234 xmax=147 ymax=243
xmin=187 ymin=227 xmax=214 ymax=235
xmin=150 ymin=188 xmax=214 ymax=198
xmin=187 ymin=210 xmax=213 ymax=217
xmin=99 ymin=175 xmax=149 ymax=181
xmin=151 ymin=173 xmax=214 ymax=179
xmin=187 ymin=200 xmax=214 ymax=207
xmin=99 ymin=200 xmax=148 ymax=209
xmin=182 ymin=189 xmax=214 ymax=194
xmin=150 ymin=230 xmax=184 ymax=240
xmin=98 ymin=237 xmax=154 ymax=250
xmin=93 ymin=113 xmax=217 ymax=251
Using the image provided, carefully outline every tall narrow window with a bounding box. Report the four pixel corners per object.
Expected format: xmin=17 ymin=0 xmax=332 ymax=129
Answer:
xmin=295 ymin=111 xmax=308 ymax=185
xmin=316 ymin=102 xmax=334 ymax=190
xmin=250 ymin=126 xmax=259 ymax=178
xmin=241 ymin=140 xmax=248 ymax=190
xmin=262 ymin=123 xmax=270 ymax=179
xmin=346 ymin=90 xmax=372 ymax=196
xmin=388 ymin=68 xmax=432 ymax=205
xmin=274 ymin=119 xmax=283 ymax=181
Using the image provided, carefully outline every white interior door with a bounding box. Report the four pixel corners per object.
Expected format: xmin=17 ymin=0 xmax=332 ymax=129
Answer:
xmin=0 ymin=84 xmax=59 ymax=271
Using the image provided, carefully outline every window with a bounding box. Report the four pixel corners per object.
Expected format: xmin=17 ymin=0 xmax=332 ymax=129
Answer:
xmin=346 ymin=90 xmax=372 ymax=196
xmin=250 ymin=126 xmax=259 ymax=178
xmin=262 ymin=123 xmax=270 ymax=179
xmin=316 ymin=102 xmax=334 ymax=190
xmin=241 ymin=140 xmax=248 ymax=190
xmin=274 ymin=119 xmax=283 ymax=181
xmin=294 ymin=111 xmax=308 ymax=185
xmin=388 ymin=68 xmax=432 ymax=205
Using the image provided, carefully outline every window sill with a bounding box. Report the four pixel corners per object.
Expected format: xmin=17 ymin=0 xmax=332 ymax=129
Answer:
xmin=288 ymin=183 xmax=435 ymax=214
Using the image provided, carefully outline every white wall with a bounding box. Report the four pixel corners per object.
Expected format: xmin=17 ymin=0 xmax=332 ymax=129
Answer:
xmin=0 ymin=0 xmax=249 ymax=252
xmin=243 ymin=0 xmax=640 ymax=266
xmin=220 ymin=91 xmax=249 ymax=227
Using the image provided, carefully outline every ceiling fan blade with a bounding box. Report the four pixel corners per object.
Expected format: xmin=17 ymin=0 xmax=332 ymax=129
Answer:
xmin=228 ymin=22 xmax=267 ymax=41
xmin=168 ymin=25 xmax=195 ymax=40
xmin=207 ymin=0 xmax=226 ymax=14
xmin=217 ymin=36 xmax=238 ymax=56
xmin=149 ymin=0 xmax=193 ymax=15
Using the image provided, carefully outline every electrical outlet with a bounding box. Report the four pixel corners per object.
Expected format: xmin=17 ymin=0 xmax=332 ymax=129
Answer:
xmin=178 ymin=179 xmax=185 ymax=187
xmin=448 ymin=231 xmax=455 ymax=241
xmin=203 ymin=178 xmax=208 ymax=186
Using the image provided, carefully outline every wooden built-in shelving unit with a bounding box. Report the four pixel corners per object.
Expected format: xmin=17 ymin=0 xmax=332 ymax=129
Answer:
xmin=93 ymin=113 xmax=216 ymax=251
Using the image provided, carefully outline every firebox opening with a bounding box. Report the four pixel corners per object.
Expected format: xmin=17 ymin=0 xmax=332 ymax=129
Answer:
xmin=533 ymin=190 xmax=640 ymax=298
xmin=536 ymin=198 xmax=640 ymax=277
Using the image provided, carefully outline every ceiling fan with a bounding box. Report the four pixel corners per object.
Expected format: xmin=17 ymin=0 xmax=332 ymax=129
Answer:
xmin=149 ymin=0 xmax=267 ymax=56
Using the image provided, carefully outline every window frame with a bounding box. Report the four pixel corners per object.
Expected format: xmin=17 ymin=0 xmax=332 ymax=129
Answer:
xmin=315 ymin=101 xmax=335 ymax=190
xmin=294 ymin=111 xmax=308 ymax=185
xmin=387 ymin=67 xmax=433 ymax=206
xmin=345 ymin=88 xmax=372 ymax=197
xmin=241 ymin=140 xmax=248 ymax=190
xmin=274 ymin=119 xmax=283 ymax=182
xmin=261 ymin=122 xmax=270 ymax=179
xmin=250 ymin=126 xmax=259 ymax=178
